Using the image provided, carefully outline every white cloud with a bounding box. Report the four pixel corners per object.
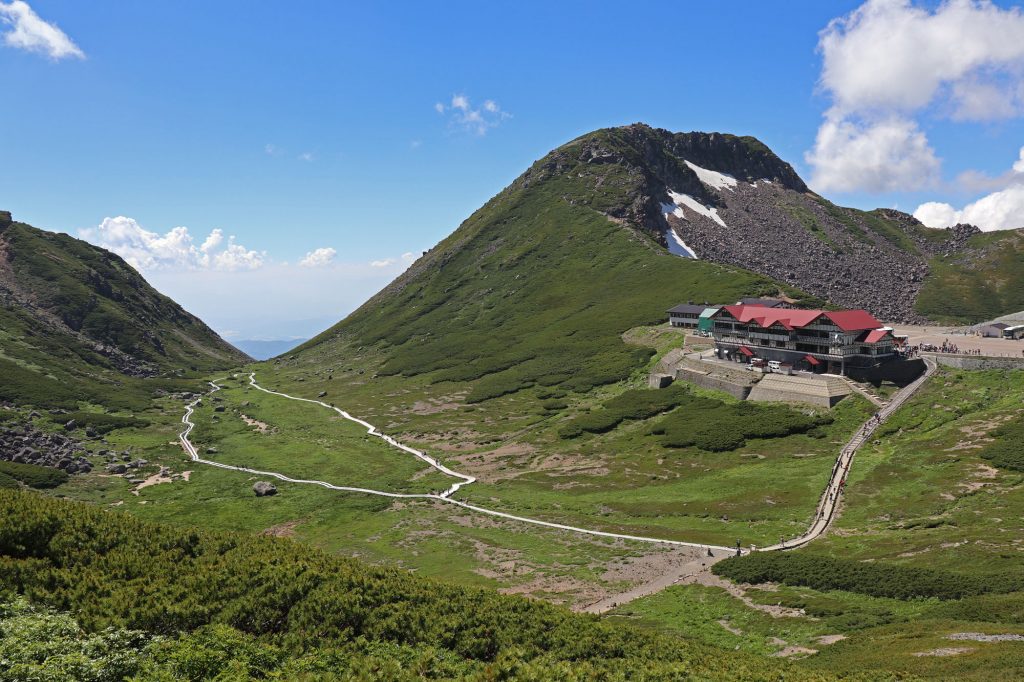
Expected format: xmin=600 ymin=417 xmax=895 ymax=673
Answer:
xmin=808 ymin=0 xmax=1024 ymax=193
xmin=299 ymin=247 xmax=337 ymax=268
xmin=434 ymin=93 xmax=511 ymax=135
xmin=212 ymin=236 xmax=265 ymax=270
xmin=913 ymin=201 xmax=964 ymax=228
xmin=914 ymin=145 xmax=1024 ymax=231
xmin=80 ymin=217 xmax=265 ymax=272
xmin=369 ymin=252 xmax=416 ymax=269
xmin=1015 ymin=147 xmax=1024 ymax=174
xmin=0 ymin=1 xmax=83 ymax=60
xmin=914 ymin=186 xmax=1024 ymax=231
xmin=807 ymin=114 xmax=940 ymax=192
xmin=298 ymin=151 xmax=314 ymax=162
xmin=819 ymin=0 xmax=1024 ymax=118
xmin=264 ymin=143 xmax=281 ymax=156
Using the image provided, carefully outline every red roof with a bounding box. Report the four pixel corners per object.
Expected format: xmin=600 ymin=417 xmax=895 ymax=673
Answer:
xmin=863 ymin=329 xmax=891 ymax=343
xmin=718 ymin=305 xmax=883 ymax=332
xmin=738 ymin=345 xmax=754 ymax=357
xmin=804 ymin=354 xmax=821 ymax=366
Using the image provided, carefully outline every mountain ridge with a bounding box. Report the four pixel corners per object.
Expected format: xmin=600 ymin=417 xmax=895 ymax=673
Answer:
xmin=0 ymin=211 xmax=248 ymax=408
xmin=290 ymin=123 xmax=1024 ymax=406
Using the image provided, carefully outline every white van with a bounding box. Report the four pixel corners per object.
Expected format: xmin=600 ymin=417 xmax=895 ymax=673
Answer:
xmin=767 ymin=360 xmax=782 ymax=372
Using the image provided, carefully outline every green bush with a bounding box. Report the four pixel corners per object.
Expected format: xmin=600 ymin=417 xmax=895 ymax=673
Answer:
xmin=713 ymin=551 xmax=1024 ymax=601
xmin=0 ymin=598 xmax=151 ymax=682
xmin=978 ymin=416 xmax=1024 ymax=471
xmin=63 ymin=411 xmax=149 ymax=435
xmin=0 ymin=471 xmax=18 ymax=489
xmin=0 ymin=490 xmax=816 ymax=681
xmin=558 ymin=385 xmax=690 ymax=438
xmin=0 ymin=461 xmax=69 ymax=489
xmin=657 ymin=399 xmax=831 ymax=451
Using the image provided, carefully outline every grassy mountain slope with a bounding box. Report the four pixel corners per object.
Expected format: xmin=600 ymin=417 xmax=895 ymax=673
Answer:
xmin=0 ymin=211 xmax=248 ymax=409
xmin=915 ymin=228 xmax=1024 ymax=324
xmin=295 ymin=127 xmax=812 ymax=403
xmin=296 ymin=124 xmax=1022 ymax=404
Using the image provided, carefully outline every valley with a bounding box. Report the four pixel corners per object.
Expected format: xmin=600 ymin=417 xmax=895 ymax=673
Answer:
xmin=3 ymin=123 xmax=1024 ymax=679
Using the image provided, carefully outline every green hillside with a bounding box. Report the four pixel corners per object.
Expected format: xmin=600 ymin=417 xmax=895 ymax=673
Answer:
xmin=915 ymin=229 xmax=1024 ymax=323
xmin=295 ymin=128 xmax=811 ymax=403
xmin=0 ymin=211 xmax=248 ymax=409
xmin=0 ymin=489 xmax=831 ymax=681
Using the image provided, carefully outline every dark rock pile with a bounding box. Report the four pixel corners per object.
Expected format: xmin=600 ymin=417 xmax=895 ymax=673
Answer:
xmin=0 ymin=423 xmax=92 ymax=474
xmin=663 ymin=182 xmax=983 ymax=323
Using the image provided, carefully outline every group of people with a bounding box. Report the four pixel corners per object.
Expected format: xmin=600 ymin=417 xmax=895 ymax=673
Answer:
xmin=905 ymin=341 xmax=982 ymax=355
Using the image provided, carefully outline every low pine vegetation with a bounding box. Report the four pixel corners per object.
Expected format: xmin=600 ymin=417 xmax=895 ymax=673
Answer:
xmin=62 ymin=411 xmax=149 ymax=434
xmin=651 ymin=398 xmax=831 ymax=451
xmin=558 ymin=384 xmax=691 ymax=438
xmin=559 ymin=384 xmax=832 ymax=452
xmin=0 ymin=490 xmax=832 ymax=681
xmin=713 ymin=552 xmax=1024 ymax=601
xmin=0 ymin=353 xmax=204 ymax=412
xmin=0 ymin=461 xmax=68 ymax=489
xmin=978 ymin=416 xmax=1024 ymax=472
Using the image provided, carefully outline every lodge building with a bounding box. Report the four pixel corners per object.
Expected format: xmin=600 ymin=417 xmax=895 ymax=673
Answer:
xmin=710 ymin=304 xmax=896 ymax=375
xmin=667 ymin=303 xmax=716 ymax=330
xmin=667 ymin=298 xmax=790 ymax=331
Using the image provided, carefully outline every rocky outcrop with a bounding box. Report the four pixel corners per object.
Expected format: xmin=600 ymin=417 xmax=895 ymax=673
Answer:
xmin=0 ymin=423 xmax=91 ymax=473
xmin=253 ymin=481 xmax=278 ymax=497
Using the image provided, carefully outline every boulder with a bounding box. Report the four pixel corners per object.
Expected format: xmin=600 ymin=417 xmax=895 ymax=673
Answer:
xmin=106 ymin=463 xmax=128 ymax=474
xmin=253 ymin=481 xmax=278 ymax=497
xmin=317 ymin=391 xmax=327 ymax=398
xmin=63 ymin=420 xmax=77 ymax=431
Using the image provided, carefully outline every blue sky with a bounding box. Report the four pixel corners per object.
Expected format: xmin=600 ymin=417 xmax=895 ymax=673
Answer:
xmin=3 ymin=1 xmax=1024 ymax=340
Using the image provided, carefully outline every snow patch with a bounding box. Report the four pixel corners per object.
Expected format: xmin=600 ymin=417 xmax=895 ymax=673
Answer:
xmin=664 ymin=227 xmax=698 ymax=259
xmin=684 ymin=160 xmax=738 ymax=191
xmin=662 ymin=190 xmax=728 ymax=228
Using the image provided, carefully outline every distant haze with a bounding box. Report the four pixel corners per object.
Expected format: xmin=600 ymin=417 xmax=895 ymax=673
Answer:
xmin=233 ymin=338 xmax=308 ymax=361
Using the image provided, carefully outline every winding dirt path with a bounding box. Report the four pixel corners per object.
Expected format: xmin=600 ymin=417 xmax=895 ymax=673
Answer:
xmin=179 ymin=374 xmax=734 ymax=552
xmin=179 ymin=361 xmax=936 ymax=606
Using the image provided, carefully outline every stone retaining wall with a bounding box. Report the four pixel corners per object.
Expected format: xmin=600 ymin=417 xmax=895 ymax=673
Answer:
xmin=925 ymin=353 xmax=1024 ymax=370
xmin=674 ymin=368 xmax=752 ymax=400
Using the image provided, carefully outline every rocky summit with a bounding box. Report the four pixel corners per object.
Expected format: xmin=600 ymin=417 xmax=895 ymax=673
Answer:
xmin=525 ymin=124 xmax=1023 ymax=324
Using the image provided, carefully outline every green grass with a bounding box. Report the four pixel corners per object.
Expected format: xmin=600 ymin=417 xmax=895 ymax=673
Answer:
xmin=608 ymin=584 xmax=833 ymax=656
xmin=187 ymin=377 xmax=455 ymax=494
xmin=808 ymin=368 xmax=1024 ymax=581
